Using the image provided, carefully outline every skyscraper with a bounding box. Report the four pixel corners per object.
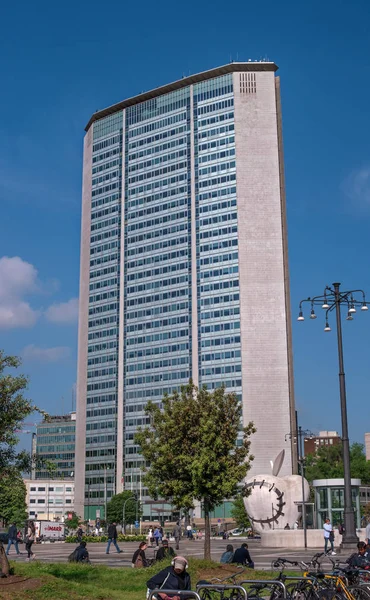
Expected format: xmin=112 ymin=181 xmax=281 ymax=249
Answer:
xmin=75 ymin=62 xmax=296 ymax=520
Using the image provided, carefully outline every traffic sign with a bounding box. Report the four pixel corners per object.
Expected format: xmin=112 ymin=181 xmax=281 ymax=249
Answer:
xmin=134 ymin=521 xmax=139 ymax=529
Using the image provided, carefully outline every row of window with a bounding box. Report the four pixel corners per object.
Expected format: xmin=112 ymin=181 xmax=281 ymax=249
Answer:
xmin=91 ymin=205 xmax=119 ymax=221
xmin=89 ymin=277 xmax=118 ymax=292
xmin=128 ymin=161 xmax=187 ymax=186
xmin=85 ymin=448 xmax=116 ymax=457
xmin=87 ymin=380 xmax=116 ymax=391
xmin=198 ymin=135 xmax=235 ymax=153
xmin=202 ymin=350 xmax=241 ymax=361
xmin=91 ymin=192 xmax=120 ymax=210
xmin=89 ymin=290 xmax=118 ymax=305
xmin=126 ymin=288 xmax=188 ymax=306
xmin=88 ymin=354 xmax=117 ymax=366
xmin=90 ymin=239 xmax=119 ymax=255
xmin=92 ymin=182 xmax=119 ymax=198
xmin=201 ymin=293 xmax=239 ymax=306
xmin=128 ymin=172 xmax=188 ymax=198
xmin=127 ymin=250 xmax=188 ymax=270
xmin=128 ymin=136 xmax=186 ymax=162
xmin=127 ymin=235 xmax=188 ymax=258
xmin=86 ymin=434 xmax=116 ymax=444
xmin=126 ymin=315 xmax=188 ymax=332
xmin=37 ymin=435 xmax=75 ymax=444
xmin=87 ymin=367 xmax=117 ymax=379
xmin=92 ymin=157 xmax=121 ymax=175
xmin=86 ymin=420 xmax=115 ymax=431
xmin=127 ymin=223 xmax=187 ymax=245
xmin=199 ymin=225 xmax=237 ymax=239
xmin=198 ymin=123 xmax=234 ymax=140
xmin=127 ymin=211 xmax=187 ymax=233
xmin=90 ymin=216 xmax=120 ymax=232
xmin=90 ymin=227 xmax=119 ymax=244
xmin=126 ymin=302 xmax=188 ymax=320
xmin=128 ymin=124 xmax=188 ymax=151
xmin=87 ymin=340 xmax=118 ymax=354
xmin=201 ymin=307 xmax=240 ymax=319
xmin=200 ymin=279 xmax=239 ymax=292
xmin=29 ymin=486 xmax=72 ymax=492
xmin=126 ymin=370 xmax=189 ymax=385
xmin=198 ymin=173 xmax=236 ymax=189
xmin=200 ymin=265 xmax=239 ymax=279
xmin=198 ymin=185 xmax=237 ymax=202
xmin=86 ymin=407 xmax=117 ymax=417
xmin=92 ymin=146 xmax=120 ymax=165
xmin=86 ymin=393 xmax=116 ymax=405
xmin=126 ymin=262 xmax=188 ymax=282
xmin=126 ymin=356 xmax=189 ymax=372
xmin=128 ymin=148 xmax=187 ymax=173
xmin=201 ymin=322 xmax=240 ymax=333
xmin=93 ymin=133 xmax=121 ymax=153
xmin=197 ymin=97 xmax=234 ymax=115
xmin=127 ymin=184 xmax=188 ymax=210
xmin=199 ymin=161 xmax=236 ymax=177
xmin=89 ymin=315 xmax=118 ymax=329
xmin=126 ymin=274 xmax=188 ymax=295
xmin=126 ymin=342 xmax=189 ymax=359
xmin=198 ymin=148 xmax=235 ymax=164
xmin=126 ymin=329 xmax=189 ymax=345
xmin=89 ymin=302 xmax=118 ymax=316
xmin=201 ymin=366 xmax=241 ymax=376
xmin=88 ymin=327 xmax=118 ymax=340
xmin=201 ymin=335 xmax=241 ymax=347
xmin=200 ymin=253 xmax=239 ymax=266
xmin=127 ymin=197 xmax=187 ymax=221
xmin=90 ymin=265 xmax=118 ymax=280
xmin=30 ymin=498 xmax=72 ymax=504
xmin=128 ymin=112 xmax=186 ymax=139
xmin=198 ymin=111 xmax=234 ymax=128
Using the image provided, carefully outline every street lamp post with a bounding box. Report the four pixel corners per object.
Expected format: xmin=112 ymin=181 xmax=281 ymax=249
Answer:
xmin=122 ymin=494 xmax=138 ymax=534
xmin=285 ymin=425 xmax=312 ymax=549
xmin=297 ymin=283 xmax=369 ymax=547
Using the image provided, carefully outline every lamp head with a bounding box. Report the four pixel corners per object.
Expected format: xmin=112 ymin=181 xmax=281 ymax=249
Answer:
xmin=297 ymin=311 xmax=304 ymax=321
xmin=324 ymin=322 xmax=331 ymax=332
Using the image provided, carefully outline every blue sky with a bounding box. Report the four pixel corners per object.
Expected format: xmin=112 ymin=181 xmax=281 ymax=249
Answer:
xmin=1 ymin=0 xmax=370 ymax=448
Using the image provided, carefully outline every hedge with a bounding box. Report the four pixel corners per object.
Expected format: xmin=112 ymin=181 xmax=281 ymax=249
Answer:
xmin=65 ymin=534 xmax=146 ymax=543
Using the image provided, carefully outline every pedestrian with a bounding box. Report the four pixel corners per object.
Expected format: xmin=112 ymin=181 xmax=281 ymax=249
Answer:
xmin=284 ymin=523 xmax=290 ymax=530
xmin=147 ymin=526 xmax=153 ymax=547
xmin=132 ymin=541 xmax=148 ymax=568
xmin=232 ymin=543 xmax=254 ymax=568
xmin=323 ymin=518 xmax=336 ymax=555
xmin=156 ymin=538 xmax=176 ymax=561
xmin=220 ymin=544 xmax=234 ymax=564
xmin=25 ymin=520 xmax=36 ymax=562
xmin=147 ymin=556 xmax=191 ymax=600
xmin=6 ymin=522 xmax=20 ymax=556
xmin=77 ymin=526 xmax=83 ymax=542
xmin=153 ymin=526 xmax=162 ymax=547
xmin=186 ymin=524 xmax=192 ymax=539
xmin=172 ymin=522 xmax=181 ymax=550
xmin=106 ymin=522 xmax=122 ymax=554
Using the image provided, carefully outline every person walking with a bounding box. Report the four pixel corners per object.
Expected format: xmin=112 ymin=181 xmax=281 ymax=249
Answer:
xmin=323 ymin=518 xmax=336 ymax=555
xmin=153 ymin=526 xmax=162 ymax=547
xmin=366 ymin=520 xmax=370 ymax=545
xmin=147 ymin=526 xmax=153 ymax=547
xmin=106 ymin=522 xmax=122 ymax=554
xmin=25 ymin=520 xmax=36 ymax=561
xmin=172 ymin=522 xmax=181 ymax=550
xmin=6 ymin=523 xmax=20 ymax=556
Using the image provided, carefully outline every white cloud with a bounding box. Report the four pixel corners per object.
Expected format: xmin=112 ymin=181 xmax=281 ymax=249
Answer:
xmin=45 ymin=297 xmax=79 ymax=324
xmin=22 ymin=344 xmax=71 ymax=362
xmin=342 ymin=167 xmax=370 ymax=211
xmin=0 ymin=256 xmax=39 ymax=329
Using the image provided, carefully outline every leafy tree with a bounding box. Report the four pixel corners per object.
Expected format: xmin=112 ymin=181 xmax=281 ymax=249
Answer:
xmin=64 ymin=511 xmax=81 ymax=530
xmin=230 ymin=495 xmax=251 ymax=530
xmin=305 ymin=442 xmax=370 ymax=485
xmin=0 ymin=351 xmax=45 ymax=576
xmin=106 ymin=491 xmax=141 ymax=527
xmin=135 ymin=382 xmax=255 ymax=559
xmin=0 ymin=473 xmax=27 ymax=526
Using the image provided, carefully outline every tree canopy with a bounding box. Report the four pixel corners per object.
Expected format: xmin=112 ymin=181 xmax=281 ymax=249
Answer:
xmin=0 ymin=473 xmax=27 ymax=526
xmin=304 ymin=442 xmax=370 ymax=484
xmin=135 ymin=382 xmax=255 ymax=559
xmin=230 ymin=495 xmax=251 ymax=530
xmin=106 ymin=491 xmax=141 ymax=526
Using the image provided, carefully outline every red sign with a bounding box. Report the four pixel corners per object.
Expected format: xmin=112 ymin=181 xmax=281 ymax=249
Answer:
xmin=45 ymin=525 xmax=62 ymax=531
xmin=67 ymin=513 xmax=73 ymax=519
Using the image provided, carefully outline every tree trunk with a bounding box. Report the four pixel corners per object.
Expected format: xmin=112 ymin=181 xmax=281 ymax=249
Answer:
xmin=0 ymin=541 xmax=10 ymax=576
xmin=204 ymin=500 xmax=211 ymax=560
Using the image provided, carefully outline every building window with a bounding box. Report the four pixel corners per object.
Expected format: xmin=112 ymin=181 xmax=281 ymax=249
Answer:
xmin=48 ymin=487 xmax=54 ymax=492
xmin=65 ymin=487 xmax=72 ymax=492
xmin=66 ymin=499 xmax=72 ymax=504
xmin=55 ymin=487 xmax=63 ymax=492
xmin=30 ymin=499 xmax=36 ymax=504
xmin=30 ymin=487 xmax=36 ymax=491
xmin=55 ymin=499 xmax=63 ymax=504
xmin=38 ymin=487 xmax=46 ymax=492
xmin=37 ymin=499 xmax=45 ymax=504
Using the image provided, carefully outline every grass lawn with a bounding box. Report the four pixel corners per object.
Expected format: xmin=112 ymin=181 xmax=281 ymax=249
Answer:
xmin=1 ymin=559 xmax=281 ymax=600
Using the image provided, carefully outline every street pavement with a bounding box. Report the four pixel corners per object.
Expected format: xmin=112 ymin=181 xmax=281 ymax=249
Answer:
xmin=7 ymin=538 xmax=337 ymax=569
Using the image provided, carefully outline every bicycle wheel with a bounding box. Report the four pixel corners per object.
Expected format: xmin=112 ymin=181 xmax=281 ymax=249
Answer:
xmin=348 ymin=586 xmax=370 ymax=600
xmin=286 ymin=582 xmax=312 ymax=600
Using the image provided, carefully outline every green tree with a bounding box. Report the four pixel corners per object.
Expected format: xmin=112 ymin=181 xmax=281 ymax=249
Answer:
xmin=0 ymin=473 xmax=27 ymax=526
xmin=305 ymin=442 xmax=370 ymax=484
xmin=64 ymin=511 xmax=81 ymax=530
xmin=0 ymin=351 xmax=45 ymax=576
xmin=135 ymin=382 xmax=255 ymax=559
xmin=106 ymin=492 xmax=141 ymax=527
xmin=230 ymin=495 xmax=251 ymax=530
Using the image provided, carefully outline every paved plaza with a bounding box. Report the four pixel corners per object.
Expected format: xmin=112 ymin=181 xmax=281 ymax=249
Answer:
xmin=6 ymin=538 xmax=336 ymax=569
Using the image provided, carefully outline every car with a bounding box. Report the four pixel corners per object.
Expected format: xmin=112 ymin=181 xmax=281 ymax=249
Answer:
xmin=230 ymin=528 xmax=245 ymax=536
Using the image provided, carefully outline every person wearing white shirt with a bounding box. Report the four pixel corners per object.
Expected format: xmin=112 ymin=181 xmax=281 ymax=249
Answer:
xmin=323 ymin=518 xmax=336 ymax=555
xmin=365 ymin=521 xmax=370 ymax=545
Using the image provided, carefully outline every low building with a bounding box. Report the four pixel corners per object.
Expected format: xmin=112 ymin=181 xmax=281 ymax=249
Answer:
xmin=24 ymin=478 xmax=74 ymax=521
xmin=34 ymin=413 xmax=76 ymax=479
xmin=304 ymin=431 xmax=341 ymax=455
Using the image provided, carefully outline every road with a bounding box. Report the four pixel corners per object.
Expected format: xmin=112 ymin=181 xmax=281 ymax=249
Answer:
xmin=7 ymin=538 xmax=337 ymax=569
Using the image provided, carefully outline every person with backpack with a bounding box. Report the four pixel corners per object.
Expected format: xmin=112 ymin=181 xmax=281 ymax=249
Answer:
xmin=132 ymin=541 xmax=149 ymax=568
xmin=147 ymin=556 xmax=191 ymax=600
xmin=153 ymin=526 xmax=162 ymax=547
xmin=68 ymin=541 xmax=90 ymax=563
xmin=156 ymin=539 xmax=176 ymax=561
xmin=25 ymin=520 xmax=36 ymax=561
xmin=106 ymin=522 xmax=122 ymax=554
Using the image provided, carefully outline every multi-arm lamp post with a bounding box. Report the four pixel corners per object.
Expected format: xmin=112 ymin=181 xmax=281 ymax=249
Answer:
xmin=297 ymin=283 xmax=369 ymax=547
xmin=285 ymin=426 xmax=313 ymax=549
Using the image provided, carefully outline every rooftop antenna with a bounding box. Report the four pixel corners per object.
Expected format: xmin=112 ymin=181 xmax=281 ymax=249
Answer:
xmin=236 ymin=52 xmax=239 ymax=61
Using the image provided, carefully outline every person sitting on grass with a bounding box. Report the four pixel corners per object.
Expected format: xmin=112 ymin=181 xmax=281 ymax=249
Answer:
xmin=232 ymin=543 xmax=254 ymax=568
xmin=156 ymin=539 xmax=176 ymax=561
xmin=132 ymin=541 xmax=149 ymax=568
xmin=147 ymin=556 xmax=191 ymax=600
xmin=220 ymin=544 xmax=234 ymax=564
xmin=69 ymin=541 xmax=90 ymax=564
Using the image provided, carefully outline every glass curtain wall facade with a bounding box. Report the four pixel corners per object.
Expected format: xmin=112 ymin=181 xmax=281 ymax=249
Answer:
xmin=35 ymin=414 xmax=76 ymax=480
xmin=75 ymin=64 xmax=295 ymax=520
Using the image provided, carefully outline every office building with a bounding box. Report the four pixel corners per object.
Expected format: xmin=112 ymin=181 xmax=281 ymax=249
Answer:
xmin=75 ymin=62 xmax=296 ymax=519
xmin=34 ymin=413 xmax=76 ymax=479
xmin=365 ymin=433 xmax=370 ymax=461
xmin=24 ymin=478 xmax=74 ymax=521
xmin=304 ymin=431 xmax=341 ymax=456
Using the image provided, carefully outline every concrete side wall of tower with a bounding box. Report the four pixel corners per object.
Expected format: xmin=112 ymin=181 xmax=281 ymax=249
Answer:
xmin=233 ymin=71 xmax=294 ymax=476
xmin=74 ymin=128 xmax=93 ymax=518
